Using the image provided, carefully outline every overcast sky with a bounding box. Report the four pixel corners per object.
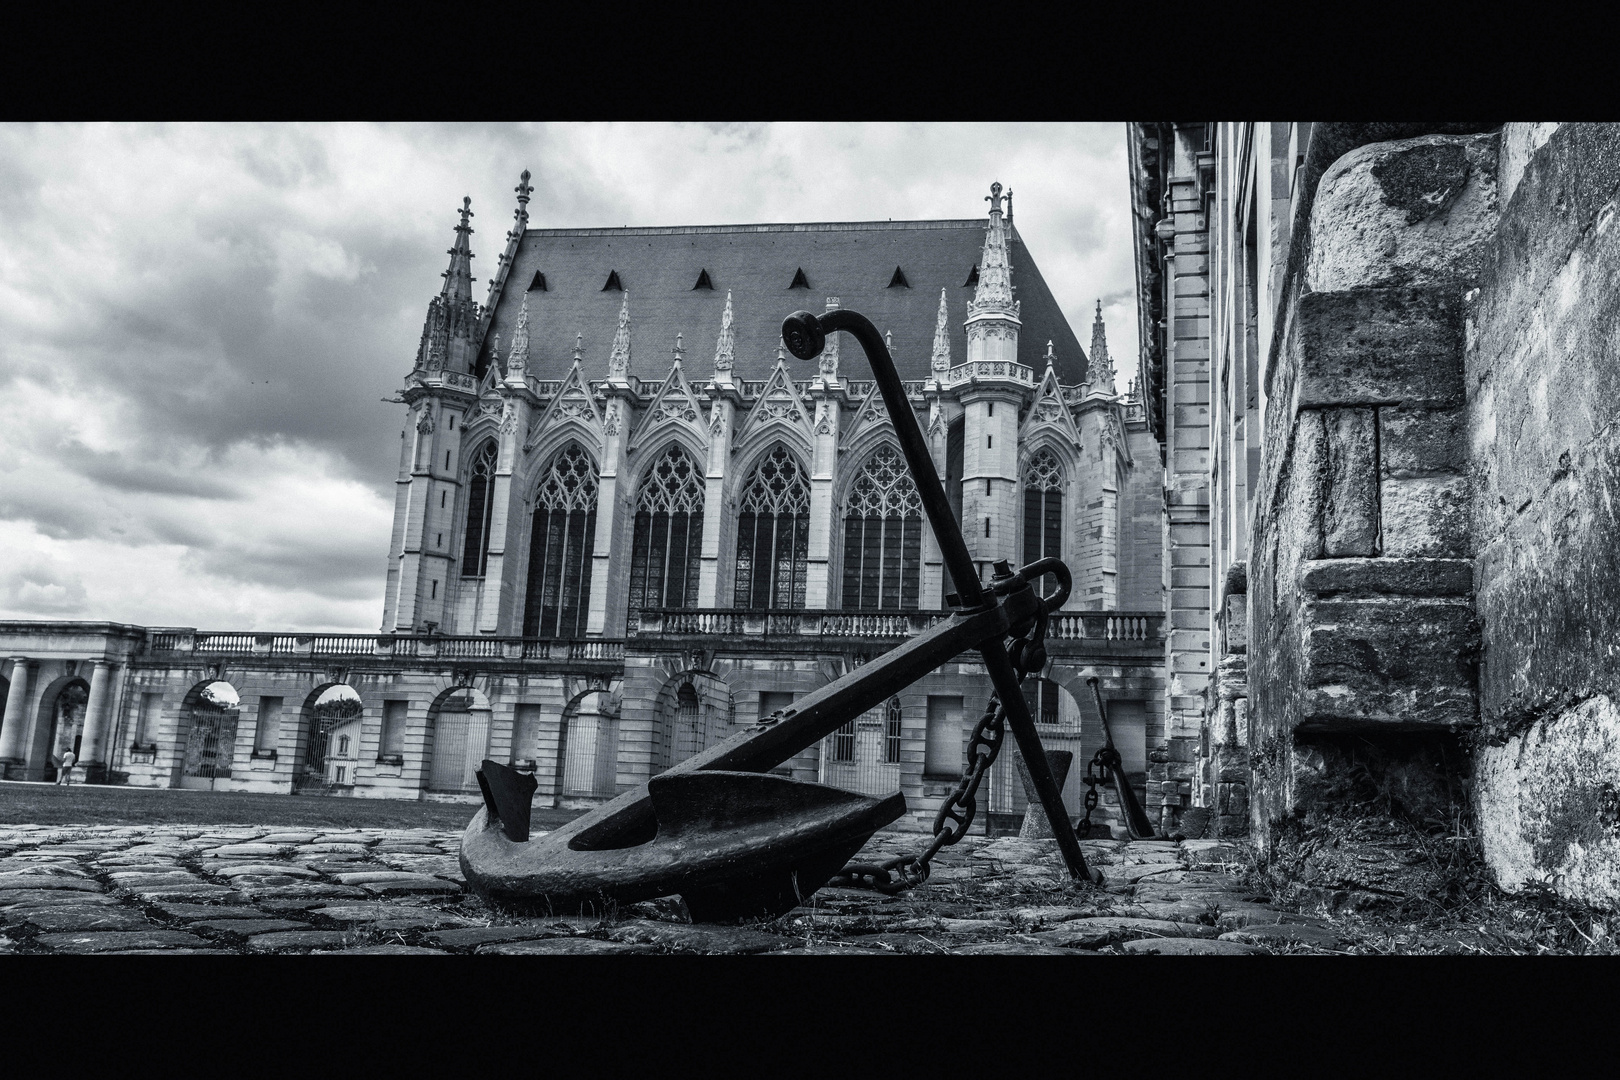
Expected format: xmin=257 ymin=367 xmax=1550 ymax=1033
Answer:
xmin=0 ymin=122 xmax=1138 ymax=633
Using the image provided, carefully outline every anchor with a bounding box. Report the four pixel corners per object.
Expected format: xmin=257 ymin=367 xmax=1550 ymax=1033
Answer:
xmin=461 ymin=306 xmax=1096 ymax=921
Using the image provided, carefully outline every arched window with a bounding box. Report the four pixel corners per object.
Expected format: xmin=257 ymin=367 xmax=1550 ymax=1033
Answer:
xmin=523 ymin=444 xmax=599 ymax=638
xmin=733 ymin=446 xmax=811 ymax=609
xmin=1023 ymin=448 xmax=1064 ymax=596
xmin=841 ymin=445 xmax=922 ymax=610
xmin=460 ymin=441 xmax=499 ymax=577
xmin=629 ymin=445 xmax=705 ymax=612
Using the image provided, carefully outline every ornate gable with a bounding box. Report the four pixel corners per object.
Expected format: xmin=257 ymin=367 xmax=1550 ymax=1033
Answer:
xmin=527 ymin=360 xmax=602 ymax=451
xmin=629 ymin=359 xmax=707 ymax=452
xmin=736 ymin=359 xmax=813 ymax=447
xmin=1020 ymin=363 xmax=1082 ymax=448
xmin=842 ymin=380 xmax=900 ymax=447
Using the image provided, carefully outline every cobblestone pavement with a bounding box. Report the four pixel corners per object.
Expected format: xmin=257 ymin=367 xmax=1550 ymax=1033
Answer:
xmin=0 ymin=823 xmax=1350 ymax=954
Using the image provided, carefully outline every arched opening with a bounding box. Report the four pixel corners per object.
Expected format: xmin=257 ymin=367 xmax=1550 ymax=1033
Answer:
xmin=426 ymin=686 xmax=492 ymax=794
xmin=652 ymin=670 xmax=732 ymax=772
xmin=1023 ymin=447 xmax=1065 ymax=597
xmin=296 ymin=683 xmax=361 ymax=792
xmin=38 ymin=678 xmax=89 ymax=782
xmin=732 ymin=444 xmax=811 ymax=609
xmin=628 ymin=444 xmax=705 ymax=613
xmin=460 ymin=440 xmax=499 ymax=578
xmin=178 ymin=681 xmax=240 ymax=790
xmin=523 ymin=443 xmax=600 ymax=638
xmin=841 ymin=444 xmax=923 ymax=610
xmin=819 ymin=694 xmax=903 ymax=797
xmin=558 ymin=690 xmax=619 ymax=801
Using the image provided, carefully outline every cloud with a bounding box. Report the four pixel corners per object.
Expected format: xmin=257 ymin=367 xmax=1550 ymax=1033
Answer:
xmin=0 ymin=123 xmax=1139 ymax=631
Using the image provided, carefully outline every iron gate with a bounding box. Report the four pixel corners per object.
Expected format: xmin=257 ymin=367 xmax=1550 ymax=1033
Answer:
xmin=180 ymin=705 xmax=239 ymax=790
xmin=561 ymin=713 xmax=618 ymax=797
xmin=429 ymin=708 xmax=490 ymax=793
xmin=818 ymin=696 xmax=903 ymax=797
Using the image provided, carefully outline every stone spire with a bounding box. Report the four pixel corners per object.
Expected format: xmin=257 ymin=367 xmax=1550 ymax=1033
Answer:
xmin=712 ymin=290 xmax=736 ymax=373
xmin=1044 ymin=340 xmax=1056 ymax=372
xmin=573 ymin=332 xmax=583 ymax=362
xmin=507 ymin=294 xmax=530 ymax=375
xmin=968 ymin=182 xmax=1019 ymax=320
xmin=930 ymin=287 xmax=952 ymax=373
xmin=512 ymin=169 xmax=533 ymax=234
xmin=673 ymin=332 xmax=684 ymax=365
xmin=607 ymin=292 xmax=632 ymax=378
xmin=443 ymin=196 xmax=476 ymax=305
xmin=414 ymin=197 xmax=480 ymax=372
xmin=1089 ymin=299 xmax=1115 ymax=391
xmin=819 ymin=296 xmax=841 ymax=379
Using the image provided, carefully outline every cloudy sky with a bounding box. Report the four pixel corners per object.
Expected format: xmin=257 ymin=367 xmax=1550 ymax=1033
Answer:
xmin=0 ymin=122 xmax=1138 ymax=633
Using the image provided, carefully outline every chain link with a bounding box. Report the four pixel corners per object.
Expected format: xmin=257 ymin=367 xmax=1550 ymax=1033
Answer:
xmin=826 ymin=603 xmax=1049 ymax=895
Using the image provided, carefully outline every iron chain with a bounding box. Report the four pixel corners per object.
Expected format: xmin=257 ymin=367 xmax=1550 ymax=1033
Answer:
xmin=827 ymin=604 xmax=1048 ymax=895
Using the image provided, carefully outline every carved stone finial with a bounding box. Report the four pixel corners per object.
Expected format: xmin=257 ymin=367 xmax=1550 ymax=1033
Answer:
xmin=930 ymin=287 xmax=952 ymax=373
xmin=819 ymin=296 xmax=841 ymax=378
xmin=1044 ymin=340 xmax=1055 ymax=370
xmin=508 ymin=294 xmax=530 ymax=374
xmin=713 ymin=290 xmax=736 ymax=373
xmin=1089 ymin=300 xmax=1115 ymax=391
xmin=985 ymin=181 xmax=1004 ymax=216
xmin=573 ymin=331 xmax=584 ymax=362
xmin=673 ymin=332 xmax=684 ymax=364
xmin=608 ymin=292 xmax=632 ymax=378
xmin=968 ymin=181 xmax=1018 ymax=321
xmin=1005 ymin=187 xmax=1013 ymax=224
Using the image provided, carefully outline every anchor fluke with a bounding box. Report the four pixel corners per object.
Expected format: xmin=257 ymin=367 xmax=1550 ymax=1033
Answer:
xmin=477 ymin=759 xmax=538 ymax=843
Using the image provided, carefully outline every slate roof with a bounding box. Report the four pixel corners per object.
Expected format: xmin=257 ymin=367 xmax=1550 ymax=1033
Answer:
xmin=480 ymin=220 xmax=1089 ymax=384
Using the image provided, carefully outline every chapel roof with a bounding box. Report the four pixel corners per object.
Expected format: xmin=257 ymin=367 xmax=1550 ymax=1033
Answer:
xmin=478 ymin=219 xmax=1089 ymax=384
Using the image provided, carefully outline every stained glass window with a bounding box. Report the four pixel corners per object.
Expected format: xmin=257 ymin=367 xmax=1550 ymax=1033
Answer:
xmin=629 ymin=445 xmax=705 ymax=612
xmin=841 ymin=445 xmax=923 ymax=610
xmin=522 ymin=444 xmax=599 ymax=638
xmin=460 ymin=441 xmax=499 ymax=578
xmin=733 ymin=445 xmax=811 ymax=609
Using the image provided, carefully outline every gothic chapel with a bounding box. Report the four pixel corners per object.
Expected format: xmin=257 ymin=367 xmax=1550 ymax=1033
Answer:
xmin=376 ymin=174 xmax=1169 ymax=829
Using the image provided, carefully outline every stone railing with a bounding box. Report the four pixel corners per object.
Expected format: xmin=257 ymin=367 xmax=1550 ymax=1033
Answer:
xmin=941 ymin=360 xmax=1035 ymax=388
xmin=630 ymin=608 xmax=1163 ymax=645
xmin=145 ymin=631 xmax=624 ymax=663
xmin=530 ymin=380 xmax=563 ymax=396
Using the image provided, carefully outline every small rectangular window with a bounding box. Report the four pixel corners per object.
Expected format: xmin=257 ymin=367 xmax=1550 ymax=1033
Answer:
xmin=430 ymin=580 xmax=438 ymax=598
xmin=446 ymin=450 xmax=451 ymax=469
xmin=987 ymin=435 xmax=993 ymax=449
xmin=335 ymin=765 xmax=347 ymax=783
xmin=985 ymin=479 xmax=992 ymax=496
xmin=988 ymin=402 xmax=994 ymax=417
xmin=437 ymin=533 xmax=442 ymax=547
xmin=984 ymin=517 xmax=991 ymax=537
xmin=449 ymin=415 xmax=455 ymax=430
xmin=134 ymin=692 xmax=162 ymax=746
xmin=441 ymin=492 xmax=446 ymax=508
xmin=924 ymin=696 xmax=963 ymax=777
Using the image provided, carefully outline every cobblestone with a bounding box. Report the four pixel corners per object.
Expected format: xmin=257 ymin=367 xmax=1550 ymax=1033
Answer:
xmin=0 ymin=821 xmax=1407 ymax=955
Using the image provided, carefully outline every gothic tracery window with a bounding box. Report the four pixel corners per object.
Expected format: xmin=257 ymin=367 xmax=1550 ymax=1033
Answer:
xmin=523 ymin=444 xmax=599 ymax=638
xmin=460 ymin=441 xmax=499 ymax=578
xmin=629 ymin=445 xmax=705 ymax=612
xmin=1023 ymin=448 xmax=1064 ymax=596
xmin=841 ymin=444 xmax=923 ymax=610
xmin=733 ymin=445 xmax=811 ymax=609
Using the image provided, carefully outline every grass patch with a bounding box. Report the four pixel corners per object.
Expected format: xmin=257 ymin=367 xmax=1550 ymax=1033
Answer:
xmin=0 ymin=782 xmax=588 ymax=832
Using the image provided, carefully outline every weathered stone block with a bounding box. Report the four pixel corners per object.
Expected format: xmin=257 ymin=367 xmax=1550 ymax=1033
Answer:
xmin=1293 ymin=288 xmax=1465 ymax=410
xmin=1306 ymin=131 xmax=1500 ymax=294
xmin=1223 ymin=593 xmax=1248 ymax=651
xmin=1299 ymin=557 xmax=1472 ymax=597
xmin=1475 ymin=693 xmax=1620 ymax=911
xmin=1380 ymin=406 xmax=1466 ymax=477
xmin=1296 ymin=596 xmax=1476 ymax=729
xmin=1322 ymin=407 xmax=1380 ymax=556
xmin=1381 ymin=475 xmax=1470 ymax=558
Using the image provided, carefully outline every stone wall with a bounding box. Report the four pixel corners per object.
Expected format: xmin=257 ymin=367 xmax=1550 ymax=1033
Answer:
xmin=1468 ymin=123 xmax=1620 ymax=910
xmin=1247 ymin=130 xmax=1499 ymax=852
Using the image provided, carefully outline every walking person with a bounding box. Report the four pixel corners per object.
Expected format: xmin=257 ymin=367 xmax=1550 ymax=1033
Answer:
xmin=56 ymin=748 xmax=76 ymax=785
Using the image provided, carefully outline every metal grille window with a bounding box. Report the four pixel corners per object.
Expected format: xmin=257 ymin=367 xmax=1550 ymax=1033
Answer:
xmin=841 ymin=445 xmax=923 ymax=610
xmin=629 ymin=445 xmax=705 ymax=611
xmin=1022 ymin=677 xmax=1061 ymax=726
xmin=733 ymin=445 xmax=811 ymax=609
xmin=523 ymin=444 xmax=599 ymax=638
xmin=832 ymin=719 xmax=856 ymax=761
xmin=1023 ymin=448 xmax=1064 ymax=596
xmin=460 ymin=441 xmax=499 ymax=577
xmin=884 ymin=696 xmax=903 ymax=763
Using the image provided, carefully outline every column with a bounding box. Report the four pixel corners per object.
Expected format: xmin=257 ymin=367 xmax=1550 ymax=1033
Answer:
xmin=696 ymin=391 xmax=737 ymax=607
xmin=804 ymin=394 xmax=840 ymax=609
xmin=79 ymin=660 xmax=114 ymax=780
xmin=479 ymin=392 xmax=533 ymax=634
xmin=587 ymin=395 xmax=632 ymax=635
xmin=0 ymin=658 xmax=32 ymax=765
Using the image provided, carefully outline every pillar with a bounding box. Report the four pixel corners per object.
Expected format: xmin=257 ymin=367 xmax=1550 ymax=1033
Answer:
xmin=0 ymin=658 xmax=32 ymax=767
xmin=79 ymin=660 xmax=114 ymax=781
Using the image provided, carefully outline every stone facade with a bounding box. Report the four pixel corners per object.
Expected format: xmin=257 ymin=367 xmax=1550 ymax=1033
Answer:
xmin=1133 ymin=122 xmax=1620 ymax=910
xmin=0 ymin=180 xmax=1169 ymax=838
